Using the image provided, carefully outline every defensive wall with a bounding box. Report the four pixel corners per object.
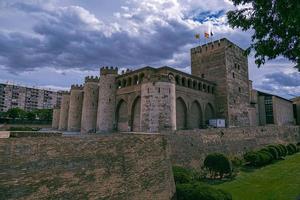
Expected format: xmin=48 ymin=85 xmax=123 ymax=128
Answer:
xmin=166 ymin=125 xmax=300 ymax=169
xmin=0 ymin=134 xmax=175 ymax=200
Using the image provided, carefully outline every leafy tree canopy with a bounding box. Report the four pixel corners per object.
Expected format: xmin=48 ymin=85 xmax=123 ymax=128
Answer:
xmin=227 ymin=0 xmax=300 ymax=71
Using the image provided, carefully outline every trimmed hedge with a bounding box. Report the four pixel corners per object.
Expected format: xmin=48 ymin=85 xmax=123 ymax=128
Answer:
xmin=173 ymin=166 xmax=193 ymax=184
xmin=204 ymin=153 xmax=232 ymax=179
xmin=176 ymin=182 xmax=232 ymax=200
xmin=244 ymin=143 xmax=298 ymax=167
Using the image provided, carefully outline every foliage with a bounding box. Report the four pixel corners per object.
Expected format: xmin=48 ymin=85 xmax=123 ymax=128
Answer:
xmin=204 ymin=153 xmax=232 ymax=179
xmin=227 ymin=0 xmax=300 ymax=71
xmin=8 ymin=127 xmax=41 ymax=131
xmin=286 ymin=143 xmax=298 ymax=155
xmin=0 ymin=108 xmax=52 ymax=123
xmin=173 ymin=166 xmax=193 ymax=184
xmin=176 ymin=182 xmax=232 ymax=200
xmin=266 ymin=146 xmax=279 ymax=160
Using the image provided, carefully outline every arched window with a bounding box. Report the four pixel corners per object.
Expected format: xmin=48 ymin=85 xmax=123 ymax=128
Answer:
xmin=175 ymin=75 xmax=180 ymax=85
xmin=127 ymin=77 xmax=132 ymax=86
xmin=193 ymin=80 xmax=197 ymax=89
xmin=182 ymin=77 xmax=186 ymax=87
xmin=139 ymin=73 xmax=145 ymax=83
xmin=133 ymin=75 xmax=138 ymax=85
xmin=122 ymin=79 xmax=127 ymax=88
xmin=188 ymin=79 xmax=192 ymax=88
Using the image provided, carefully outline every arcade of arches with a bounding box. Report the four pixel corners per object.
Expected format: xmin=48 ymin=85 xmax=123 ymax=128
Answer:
xmin=116 ymin=97 xmax=215 ymax=131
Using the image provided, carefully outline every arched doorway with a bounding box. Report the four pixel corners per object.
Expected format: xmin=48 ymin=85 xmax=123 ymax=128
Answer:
xmin=176 ymin=97 xmax=187 ymax=130
xmin=204 ymin=103 xmax=214 ymax=125
xmin=116 ymin=100 xmax=128 ymax=131
xmin=189 ymin=101 xmax=203 ymax=129
xmin=131 ymin=96 xmax=141 ymax=132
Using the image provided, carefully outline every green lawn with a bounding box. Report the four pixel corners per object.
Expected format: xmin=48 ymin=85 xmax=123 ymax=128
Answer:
xmin=213 ymin=153 xmax=300 ymax=200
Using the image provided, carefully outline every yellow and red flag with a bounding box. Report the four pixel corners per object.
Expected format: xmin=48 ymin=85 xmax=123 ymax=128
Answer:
xmin=204 ymin=32 xmax=209 ymax=38
xmin=195 ymin=34 xmax=200 ymax=39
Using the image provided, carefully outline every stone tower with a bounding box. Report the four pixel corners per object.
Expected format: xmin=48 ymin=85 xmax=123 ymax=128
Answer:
xmin=58 ymin=92 xmax=70 ymax=131
xmin=67 ymin=84 xmax=84 ymax=132
xmin=52 ymin=106 xmax=60 ymax=129
xmin=191 ymin=38 xmax=250 ymax=127
xmin=96 ymin=67 xmax=118 ymax=133
xmin=81 ymin=76 xmax=99 ymax=134
xmin=140 ymin=71 xmax=176 ymax=132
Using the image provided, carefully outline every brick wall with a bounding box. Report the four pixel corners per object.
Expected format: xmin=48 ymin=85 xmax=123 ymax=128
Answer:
xmin=166 ymin=126 xmax=300 ymax=169
xmin=0 ymin=134 xmax=175 ymax=200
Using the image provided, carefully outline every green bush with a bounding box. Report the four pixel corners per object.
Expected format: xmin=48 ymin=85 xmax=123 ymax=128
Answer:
xmin=231 ymin=156 xmax=243 ymax=168
xmin=8 ymin=127 xmax=40 ymax=131
xmin=173 ymin=166 xmax=193 ymax=184
xmin=176 ymin=182 xmax=232 ymax=200
xmin=278 ymin=144 xmax=288 ymax=157
xmin=244 ymin=151 xmax=273 ymax=166
xmin=286 ymin=143 xmax=297 ymax=155
xmin=204 ymin=153 xmax=232 ymax=179
xmin=266 ymin=146 xmax=279 ymax=160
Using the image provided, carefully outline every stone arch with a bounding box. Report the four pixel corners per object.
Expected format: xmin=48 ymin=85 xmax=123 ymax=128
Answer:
xmin=187 ymin=79 xmax=192 ymax=88
xmin=175 ymin=75 xmax=180 ymax=85
xmin=127 ymin=77 xmax=132 ymax=86
xmin=182 ymin=77 xmax=186 ymax=86
xmin=117 ymin=80 xmax=122 ymax=88
xmin=176 ymin=97 xmax=187 ymax=130
xmin=116 ymin=99 xmax=129 ymax=131
xmin=122 ymin=79 xmax=127 ymax=88
xmin=204 ymin=103 xmax=215 ymax=125
xmin=131 ymin=96 xmax=141 ymax=132
xmin=198 ymin=82 xmax=202 ymax=90
xmin=133 ymin=75 xmax=138 ymax=85
xmin=139 ymin=73 xmax=145 ymax=83
xmin=193 ymin=80 xmax=197 ymax=89
xmin=188 ymin=101 xmax=203 ymax=129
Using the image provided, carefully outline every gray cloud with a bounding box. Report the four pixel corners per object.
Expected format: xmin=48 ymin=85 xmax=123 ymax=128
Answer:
xmin=264 ymin=72 xmax=300 ymax=87
xmin=0 ymin=2 xmax=203 ymax=72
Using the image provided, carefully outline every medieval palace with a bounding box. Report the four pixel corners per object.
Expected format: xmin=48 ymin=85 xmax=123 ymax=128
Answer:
xmin=52 ymin=38 xmax=295 ymax=133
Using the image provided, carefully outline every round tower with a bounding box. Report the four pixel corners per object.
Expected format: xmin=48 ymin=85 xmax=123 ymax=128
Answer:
xmin=67 ymin=84 xmax=84 ymax=132
xmin=52 ymin=106 xmax=60 ymax=130
xmin=96 ymin=66 xmax=118 ymax=133
xmin=81 ymin=76 xmax=99 ymax=134
xmin=58 ymin=91 xmax=70 ymax=131
xmin=140 ymin=73 xmax=176 ymax=132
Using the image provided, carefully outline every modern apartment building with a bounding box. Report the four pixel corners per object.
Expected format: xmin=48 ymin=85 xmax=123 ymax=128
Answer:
xmin=0 ymin=83 xmax=63 ymax=112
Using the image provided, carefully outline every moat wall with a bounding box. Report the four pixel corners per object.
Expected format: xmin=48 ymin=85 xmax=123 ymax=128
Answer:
xmin=0 ymin=134 xmax=175 ymax=200
xmin=166 ymin=125 xmax=300 ymax=169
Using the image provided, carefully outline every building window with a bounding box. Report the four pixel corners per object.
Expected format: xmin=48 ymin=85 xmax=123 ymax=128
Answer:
xmin=238 ymin=64 xmax=240 ymax=70
xmin=238 ymin=87 xmax=241 ymax=92
xmin=232 ymin=72 xmax=235 ymax=78
xmin=201 ymin=74 xmax=205 ymax=78
xmin=265 ymin=96 xmax=274 ymax=124
xmin=158 ymin=88 xmax=160 ymax=93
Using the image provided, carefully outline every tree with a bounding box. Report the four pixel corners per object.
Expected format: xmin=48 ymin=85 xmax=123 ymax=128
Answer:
xmin=203 ymin=153 xmax=232 ymax=179
xmin=227 ymin=0 xmax=300 ymax=71
xmin=6 ymin=108 xmax=26 ymax=120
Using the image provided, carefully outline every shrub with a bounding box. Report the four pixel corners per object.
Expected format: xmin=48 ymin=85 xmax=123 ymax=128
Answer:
xmin=244 ymin=151 xmax=258 ymax=164
xmin=231 ymin=156 xmax=243 ymax=168
xmin=244 ymin=151 xmax=273 ymax=166
xmin=278 ymin=144 xmax=288 ymax=157
xmin=266 ymin=146 xmax=279 ymax=160
xmin=286 ymin=143 xmax=297 ymax=155
xmin=176 ymin=182 xmax=232 ymax=200
xmin=204 ymin=153 xmax=232 ymax=179
xmin=173 ymin=166 xmax=193 ymax=184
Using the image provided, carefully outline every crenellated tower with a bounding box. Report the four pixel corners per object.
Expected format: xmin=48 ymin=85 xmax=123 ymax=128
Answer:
xmin=81 ymin=76 xmax=100 ymax=134
xmin=96 ymin=67 xmax=118 ymax=133
xmin=67 ymin=84 xmax=84 ymax=132
xmin=191 ymin=38 xmax=251 ymax=127
xmin=58 ymin=91 xmax=70 ymax=131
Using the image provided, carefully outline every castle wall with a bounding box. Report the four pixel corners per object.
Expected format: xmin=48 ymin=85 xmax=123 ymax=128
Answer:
xmin=67 ymin=86 xmax=84 ymax=132
xmin=175 ymin=85 xmax=215 ymax=128
xmin=81 ymin=77 xmax=99 ymax=134
xmin=58 ymin=93 xmax=70 ymax=131
xmin=166 ymin=125 xmax=300 ymax=169
xmin=0 ymin=134 xmax=175 ymax=200
xmin=52 ymin=108 xmax=60 ymax=129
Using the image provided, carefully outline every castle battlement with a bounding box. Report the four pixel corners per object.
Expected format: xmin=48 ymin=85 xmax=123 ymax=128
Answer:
xmin=71 ymin=84 xmax=84 ymax=90
xmin=100 ymin=66 xmax=118 ymax=75
xmin=85 ymin=76 xmax=99 ymax=83
xmin=61 ymin=91 xmax=70 ymax=95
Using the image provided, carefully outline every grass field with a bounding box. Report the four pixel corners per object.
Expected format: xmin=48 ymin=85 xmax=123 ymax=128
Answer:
xmin=213 ymin=153 xmax=300 ymax=200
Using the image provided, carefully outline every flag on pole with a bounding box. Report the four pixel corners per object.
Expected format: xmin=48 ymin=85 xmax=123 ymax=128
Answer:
xmin=204 ymin=32 xmax=209 ymax=38
xmin=210 ymin=31 xmax=214 ymax=37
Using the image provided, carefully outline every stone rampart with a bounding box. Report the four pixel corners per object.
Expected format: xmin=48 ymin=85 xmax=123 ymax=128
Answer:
xmin=166 ymin=125 xmax=300 ymax=169
xmin=0 ymin=134 xmax=175 ymax=200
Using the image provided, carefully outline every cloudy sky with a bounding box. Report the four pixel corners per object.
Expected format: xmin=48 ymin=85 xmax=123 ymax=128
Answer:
xmin=0 ymin=0 xmax=299 ymax=99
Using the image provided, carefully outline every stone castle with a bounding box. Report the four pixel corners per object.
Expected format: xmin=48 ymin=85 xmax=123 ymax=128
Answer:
xmin=52 ymin=38 xmax=295 ymax=133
